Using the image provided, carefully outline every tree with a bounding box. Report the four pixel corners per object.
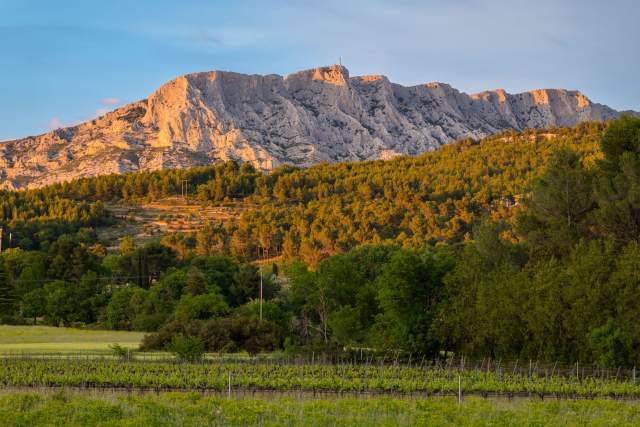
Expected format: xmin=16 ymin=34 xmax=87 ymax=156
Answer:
xmin=473 ymin=219 xmax=525 ymax=270
xmin=589 ymin=320 xmax=632 ymax=368
xmin=14 ymin=264 xmax=46 ymax=297
xmin=599 ymin=114 xmax=640 ymax=174
xmin=517 ymin=148 xmax=593 ymax=254
xmin=44 ymin=280 xmax=79 ymax=326
xmin=608 ymin=241 xmax=640 ymax=365
xmin=592 ymin=116 xmax=640 ymax=242
xmin=235 ymin=299 xmax=291 ymax=332
xmin=0 ymin=258 xmax=15 ymax=318
xmin=46 ymin=235 xmax=100 ymax=281
xmin=287 ymin=261 xmax=325 ymax=344
xmin=191 ymin=256 xmax=239 ymax=297
xmin=20 ymin=288 xmax=47 ymax=324
xmin=105 ymin=287 xmax=136 ymax=330
xmin=328 ymin=305 xmax=362 ymax=346
xmin=119 ymin=236 xmax=135 ymax=255
xmin=173 ymin=293 xmax=228 ymax=322
xmin=43 ymin=272 xmax=104 ymax=326
xmin=195 ymin=222 xmax=227 ymax=256
xmin=185 ymin=268 xmax=207 ymax=296
xmin=161 ymin=233 xmax=195 ymax=260
xmin=230 ymin=264 xmax=259 ymax=307
xmin=167 ymin=335 xmax=205 ymax=361
xmin=117 ymin=243 xmax=176 ymax=289
xmin=375 ymin=248 xmax=454 ymax=354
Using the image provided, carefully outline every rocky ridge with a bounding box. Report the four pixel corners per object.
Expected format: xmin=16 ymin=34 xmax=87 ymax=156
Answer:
xmin=0 ymin=65 xmax=626 ymax=189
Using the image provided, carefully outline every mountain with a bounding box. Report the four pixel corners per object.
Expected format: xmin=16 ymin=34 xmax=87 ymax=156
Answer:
xmin=0 ymin=64 xmax=625 ymax=190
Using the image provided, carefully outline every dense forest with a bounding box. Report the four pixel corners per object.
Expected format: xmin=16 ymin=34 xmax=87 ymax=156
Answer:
xmin=1 ymin=117 xmax=640 ymax=366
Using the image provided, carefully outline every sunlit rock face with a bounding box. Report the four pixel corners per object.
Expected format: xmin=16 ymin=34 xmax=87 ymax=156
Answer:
xmin=0 ymin=64 xmax=624 ymax=189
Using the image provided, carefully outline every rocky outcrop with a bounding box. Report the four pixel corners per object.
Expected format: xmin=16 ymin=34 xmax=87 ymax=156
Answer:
xmin=0 ymin=65 xmax=625 ymax=189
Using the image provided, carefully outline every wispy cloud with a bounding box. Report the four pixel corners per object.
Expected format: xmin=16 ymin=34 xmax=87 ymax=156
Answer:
xmin=100 ymin=97 xmax=121 ymax=106
xmin=47 ymin=117 xmax=64 ymax=131
xmin=46 ymin=102 xmax=113 ymax=133
xmin=91 ymin=108 xmax=109 ymax=119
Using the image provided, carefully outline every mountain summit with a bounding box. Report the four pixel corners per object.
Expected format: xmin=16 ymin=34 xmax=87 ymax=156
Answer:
xmin=0 ymin=65 xmax=623 ymax=189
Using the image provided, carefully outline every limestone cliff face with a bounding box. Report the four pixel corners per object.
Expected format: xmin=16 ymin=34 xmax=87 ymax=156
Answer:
xmin=0 ymin=65 xmax=624 ymax=189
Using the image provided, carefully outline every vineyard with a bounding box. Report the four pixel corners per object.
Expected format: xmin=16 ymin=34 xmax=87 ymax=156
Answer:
xmin=2 ymin=356 xmax=640 ymax=399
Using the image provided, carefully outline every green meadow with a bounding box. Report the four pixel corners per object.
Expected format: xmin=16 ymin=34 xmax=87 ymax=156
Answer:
xmin=2 ymin=391 xmax=640 ymax=427
xmin=0 ymin=326 xmax=144 ymax=354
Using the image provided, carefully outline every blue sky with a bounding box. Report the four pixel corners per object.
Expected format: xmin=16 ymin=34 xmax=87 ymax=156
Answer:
xmin=0 ymin=0 xmax=638 ymax=141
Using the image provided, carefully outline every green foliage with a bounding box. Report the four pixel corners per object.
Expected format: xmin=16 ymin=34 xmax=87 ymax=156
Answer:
xmin=599 ymin=114 xmax=640 ymax=174
xmin=105 ymin=287 xmax=137 ymax=330
xmin=42 ymin=272 xmax=104 ymax=326
xmin=375 ymin=248 xmax=454 ymax=355
xmin=235 ymin=300 xmax=291 ymax=332
xmin=166 ymin=335 xmax=205 ymax=361
xmin=44 ymin=161 xmax=258 ymax=204
xmin=114 ymin=243 xmax=177 ymax=289
xmin=118 ymin=236 xmax=135 ymax=255
xmin=4 ymin=119 xmax=640 ymax=366
xmin=0 ymin=192 xmax=110 ymax=250
xmin=4 ymin=393 xmax=640 ymax=427
xmin=184 ymin=267 xmax=207 ymax=296
xmin=589 ymin=320 xmax=631 ymax=368
xmin=173 ymin=293 xmax=228 ymax=322
xmin=288 ymin=245 xmax=396 ymax=347
xmin=286 ymin=244 xmax=454 ymax=354
xmin=592 ymin=116 xmax=640 ymax=242
xmin=108 ymin=343 xmax=132 ymax=360
xmin=0 ymin=258 xmax=15 ymax=319
xmin=4 ymin=358 xmax=640 ymax=399
xmin=142 ymin=315 xmax=283 ymax=355
xmin=437 ymin=117 xmax=640 ymax=365
xmin=4 ymin=123 xmax=604 ymax=262
xmin=517 ymin=148 xmax=593 ymax=255
xmin=219 ymin=123 xmax=604 ymax=263
xmin=19 ymin=288 xmax=47 ymax=323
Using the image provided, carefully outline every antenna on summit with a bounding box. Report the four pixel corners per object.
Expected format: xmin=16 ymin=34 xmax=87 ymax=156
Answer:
xmin=339 ymin=56 xmax=342 ymax=66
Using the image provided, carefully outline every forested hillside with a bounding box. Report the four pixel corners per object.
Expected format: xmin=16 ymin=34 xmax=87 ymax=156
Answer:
xmin=3 ymin=117 xmax=640 ymax=367
xmin=1 ymin=122 xmax=605 ymax=261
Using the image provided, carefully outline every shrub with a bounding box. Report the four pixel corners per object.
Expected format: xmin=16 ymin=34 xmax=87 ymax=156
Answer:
xmin=109 ymin=343 xmax=133 ymax=360
xmin=140 ymin=316 xmax=283 ymax=355
xmin=589 ymin=320 xmax=632 ymax=368
xmin=167 ymin=335 xmax=205 ymax=361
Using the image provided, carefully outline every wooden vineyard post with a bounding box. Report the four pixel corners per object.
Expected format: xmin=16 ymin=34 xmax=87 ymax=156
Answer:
xmin=458 ymin=374 xmax=462 ymax=404
xmin=228 ymin=371 xmax=231 ymax=399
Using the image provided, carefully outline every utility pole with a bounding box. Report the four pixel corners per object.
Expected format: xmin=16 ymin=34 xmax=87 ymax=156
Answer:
xmin=259 ymin=265 xmax=263 ymax=321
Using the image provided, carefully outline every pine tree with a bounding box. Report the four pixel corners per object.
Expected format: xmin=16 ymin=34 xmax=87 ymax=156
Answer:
xmin=0 ymin=259 xmax=15 ymax=317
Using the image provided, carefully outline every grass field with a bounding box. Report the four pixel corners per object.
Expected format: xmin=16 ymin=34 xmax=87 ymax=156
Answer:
xmin=0 ymin=326 xmax=144 ymax=354
xmin=1 ymin=391 xmax=640 ymax=426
